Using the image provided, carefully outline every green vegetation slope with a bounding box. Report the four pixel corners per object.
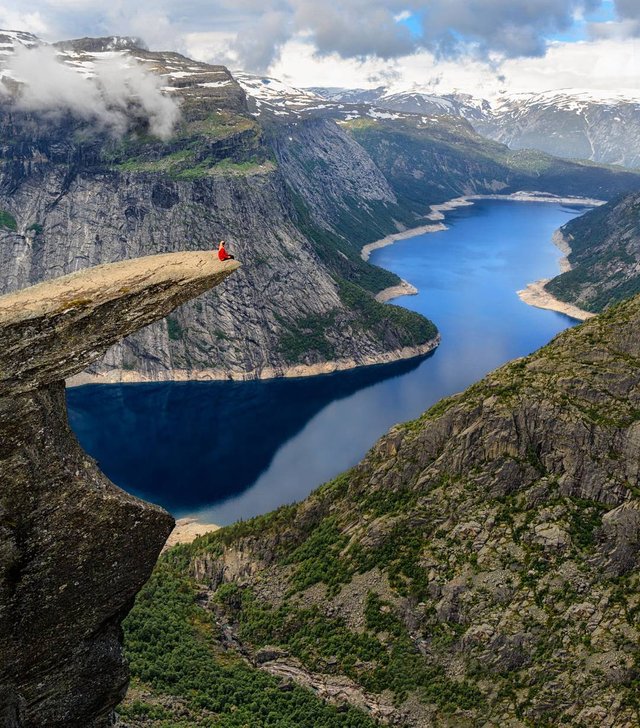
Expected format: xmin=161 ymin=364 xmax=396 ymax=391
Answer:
xmin=545 ymin=191 xmax=640 ymax=313
xmin=122 ymin=293 xmax=640 ymax=726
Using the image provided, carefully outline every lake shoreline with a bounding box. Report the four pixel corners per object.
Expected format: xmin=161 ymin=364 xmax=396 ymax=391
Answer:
xmin=67 ymin=191 xmax=600 ymax=388
xmin=517 ymin=228 xmax=594 ymax=321
xmin=367 ymin=191 xmax=603 ymax=321
xmin=361 ymin=191 xmax=604 ymax=264
xmin=517 ymin=280 xmax=594 ymax=321
xmin=67 ymin=335 xmax=441 ymax=387
xmin=374 ymin=278 xmax=418 ymax=302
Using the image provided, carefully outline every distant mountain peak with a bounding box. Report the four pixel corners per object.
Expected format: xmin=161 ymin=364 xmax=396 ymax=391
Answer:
xmin=0 ymin=29 xmax=41 ymax=50
xmin=54 ymin=36 xmax=148 ymax=53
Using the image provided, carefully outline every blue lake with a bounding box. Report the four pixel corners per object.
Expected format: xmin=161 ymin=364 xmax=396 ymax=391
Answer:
xmin=66 ymin=200 xmax=589 ymax=524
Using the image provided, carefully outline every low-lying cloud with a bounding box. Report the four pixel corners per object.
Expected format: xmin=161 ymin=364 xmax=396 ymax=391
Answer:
xmin=4 ymin=45 xmax=180 ymax=139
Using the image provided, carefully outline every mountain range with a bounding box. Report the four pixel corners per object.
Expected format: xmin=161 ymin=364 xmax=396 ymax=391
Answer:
xmin=246 ymin=78 xmax=640 ymax=169
xmin=3 ymin=28 xmax=640 ymax=728
xmin=1 ymin=31 xmax=640 ymax=383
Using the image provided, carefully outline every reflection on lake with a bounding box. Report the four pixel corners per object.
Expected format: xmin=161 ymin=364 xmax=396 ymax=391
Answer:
xmin=67 ymin=200 xmax=590 ymax=524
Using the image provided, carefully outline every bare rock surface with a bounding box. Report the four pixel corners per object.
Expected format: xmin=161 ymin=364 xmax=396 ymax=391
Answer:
xmin=0 ymin=252 xmax=238 ymax=727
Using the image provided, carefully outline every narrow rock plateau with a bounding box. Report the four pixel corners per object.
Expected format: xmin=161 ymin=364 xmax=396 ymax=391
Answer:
xmin=0 ymin=253 xmax=238 ymax=727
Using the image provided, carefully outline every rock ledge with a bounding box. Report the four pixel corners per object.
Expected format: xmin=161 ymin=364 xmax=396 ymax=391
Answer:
xmin=0 ymin=252 xmax=238 ymax=727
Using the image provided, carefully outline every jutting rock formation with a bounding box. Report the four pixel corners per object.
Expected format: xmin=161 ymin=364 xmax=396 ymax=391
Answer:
xmin=0 ymin=252 xmax=239 ymax=727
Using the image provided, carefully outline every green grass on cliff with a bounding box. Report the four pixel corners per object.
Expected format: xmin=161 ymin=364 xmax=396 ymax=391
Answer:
xmin=112 ymin=148 xmax=274 ymax=178
xmin=0 ymin=210 xmax=17 ymax=231
xmin=214 ymin=584 xmax=483 ymax=711
xmin=277 ymin=310 xmax=338 ymax=363
xmin=274 ymin=186 xmax=438 ymax=365
xmin=286 ymin=186 xmax=401 ymax=296
xmin=105 ymin=110 xmax=270 ymax=179
xmin=337 ymin=279 xmax=437 ymax=347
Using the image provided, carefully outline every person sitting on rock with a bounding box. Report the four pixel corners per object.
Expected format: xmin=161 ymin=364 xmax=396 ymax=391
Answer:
xmin=217 ymin=240 xmax=234 ymax=261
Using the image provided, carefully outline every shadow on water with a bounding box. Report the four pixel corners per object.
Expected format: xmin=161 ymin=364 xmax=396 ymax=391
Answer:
xmin=66 ymin=353 xmax=428 ymax=513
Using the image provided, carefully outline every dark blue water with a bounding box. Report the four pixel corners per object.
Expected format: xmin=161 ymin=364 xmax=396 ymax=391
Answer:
xmin=67 ymin=200 xmax=589 ymax=524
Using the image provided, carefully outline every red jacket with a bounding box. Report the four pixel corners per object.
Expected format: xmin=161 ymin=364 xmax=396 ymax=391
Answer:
xmin=218 ymin=247 xmax=232 ymax=261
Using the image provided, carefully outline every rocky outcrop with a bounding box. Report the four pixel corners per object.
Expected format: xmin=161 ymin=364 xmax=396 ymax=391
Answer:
xmin=545 ymin=191 xmax=640 ymax=313
xmin=140 ymin=293 xmax=640 ymax=726
xmin=0 ymin=253 xmax=238 ymax=726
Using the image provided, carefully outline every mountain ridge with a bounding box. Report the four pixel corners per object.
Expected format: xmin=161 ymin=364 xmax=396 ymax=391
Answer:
xmin=123 ymin=292 xmax=640 ymax=726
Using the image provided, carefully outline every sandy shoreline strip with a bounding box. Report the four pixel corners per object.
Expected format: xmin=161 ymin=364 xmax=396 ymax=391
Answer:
xmin=517 ymin=280 xmax=594 ymax=321
xmin=516 ymin=223 xmax=594 ymax=321
xmin=361 ymin=192 xmax=604 ymax=263
xmin=375 ymin=279 xmax=418 ymax=303
xmin=163 ymin=517 xmax=220 ymax=551
xmin=361 ymin=222 xmax=446 ymax=261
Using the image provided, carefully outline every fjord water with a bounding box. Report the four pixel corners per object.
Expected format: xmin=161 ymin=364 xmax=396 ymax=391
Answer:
xmin=67 ymin=200 xmax=588 ymax=524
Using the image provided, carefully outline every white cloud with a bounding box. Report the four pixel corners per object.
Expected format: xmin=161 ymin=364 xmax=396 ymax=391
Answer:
xmin=1 ymin=1 xmax=639 ymax=96
xmin=499 ymin=37 xmax=640 ymax=94
xmin=0 ymin=5 xmax=48 ymax=35
xmin=8 ymin=45 xmax=181 ymax=138
xmin=183 ymin=30 xmax=239 ymax=66
xmin=268 ymin=34 xmax=640 ymax=97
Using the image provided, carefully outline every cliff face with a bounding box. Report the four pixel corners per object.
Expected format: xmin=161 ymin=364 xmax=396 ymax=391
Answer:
xmin=129 ymin=294 xmax=640 ymax=726
xmin=0 ymin=253 xmax=238 ymax=727
xmin=0 ymin=36 xmax=438 ymax=383
xmin=4 ymin=35 xmax=640 ymax=383
xmin=545 ymin=191 xmax=640 ymax=313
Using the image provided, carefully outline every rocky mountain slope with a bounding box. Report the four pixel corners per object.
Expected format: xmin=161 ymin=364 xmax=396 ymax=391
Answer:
xmin=0 ymin=32 xmax=438 ymax=382
xmin=545 ymin=191 xmax=640 ymax=313
xmin=0 ymin=253 xmax=237 ymax=727
xmin=312 ymin=85 xmax=640 ymax=169
xmin=477 ymin=90 xmax=640 ymax=170
xmin=123 ymin=294 xmax=640 ymax=726
xmin=340 ymin=116 xmax=640 ymax=212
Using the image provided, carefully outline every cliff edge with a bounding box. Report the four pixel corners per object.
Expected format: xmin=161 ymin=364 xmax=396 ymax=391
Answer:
xmin=0 ymin=253 xmax=238 ymax=726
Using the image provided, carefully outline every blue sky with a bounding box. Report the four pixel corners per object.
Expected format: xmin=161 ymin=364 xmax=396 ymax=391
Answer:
xmin=550 ymin=0 xmax=616 ymax=41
